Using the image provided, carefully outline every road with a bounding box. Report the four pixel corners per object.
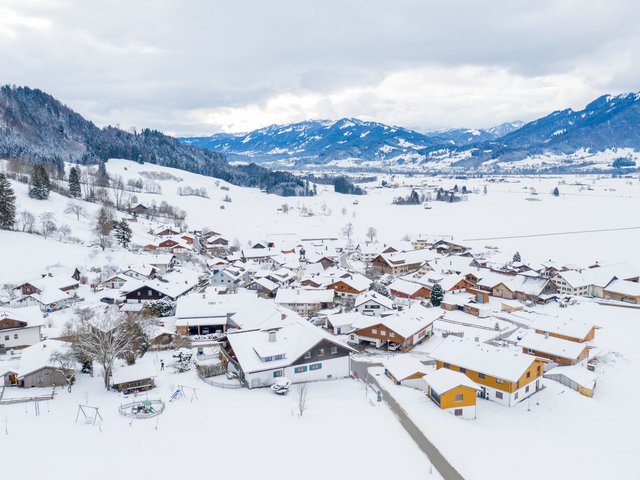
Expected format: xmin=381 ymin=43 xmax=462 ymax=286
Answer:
xmin=462 ymin=225 xmax=640 ymax=242
xmin=351 ymin=359 xmax=465 ymax=480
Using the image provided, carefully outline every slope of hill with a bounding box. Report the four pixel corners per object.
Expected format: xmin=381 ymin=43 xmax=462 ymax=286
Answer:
xmin=0 ymin=85 xmax=310 ymax=196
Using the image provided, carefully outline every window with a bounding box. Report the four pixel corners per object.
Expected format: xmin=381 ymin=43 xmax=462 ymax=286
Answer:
xmin=309 ymin=363 xmax=322 ymax=371
xmin=478 ymin=373 xmax=486 ymax=379
xmin=294 ymin=366 xmax=308 ymax=374
xmin=459 ymin=367 xmax=466 ymax=374
xmin=273 ymin=370 xmax=283 ymax=378
xmin=330 ymin=346 xmax=338 ymax=355
xmin=526 ymin=371 xmax=531 ymax=378
xmin=148 ymin=289 xmax=153 ymax=296
xmin=318 ymin=348 xmax=324 ymax=357
xmin=443 ymin=363 xmax=450 ymax=369
xmin=274 ymin=354 xmax=284 ymax=360
xmin=525 ymin=385 xmax=529 ymax=393
xmin=4 ymin=335 xmax=8 ymax=341
xmin=304 ymin=351 xmax=311 ymax=359
xmin=515 ymin=392 xmax=519 ymax=400
xmin=527 ymin=348 xmax=535 ymax=354
xmin=380 ymin=330 xmax=386 ymax=336
xmin=495 ymin=391 xmax=504 ymax=399
xmin=454 ymin=409 xmax=463 ymax=417
xmin=14 ymin=334 xmax=18 ymax=339
xmin=264 ymin=356 xmax=273 ymax=362
xmin=389 ymin=332 xmax=395 ymax=337
xmin=455 ymin=394 xmax=464 ymax=402
xmin=371 ymin=329 xmax=378 ymax=334
xmin=496 ymin=378 xmax=503 ymax=384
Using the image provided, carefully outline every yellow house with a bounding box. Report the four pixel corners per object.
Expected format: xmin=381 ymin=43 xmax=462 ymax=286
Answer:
xmin=424 ymin=367 xmax=480 ymax=419
xmin=431 ymin=337 xmax=545 ymax=407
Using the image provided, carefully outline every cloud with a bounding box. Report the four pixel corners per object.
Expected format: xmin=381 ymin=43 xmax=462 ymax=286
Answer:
xmin=1 ymin=0 xmax=640 ymax=135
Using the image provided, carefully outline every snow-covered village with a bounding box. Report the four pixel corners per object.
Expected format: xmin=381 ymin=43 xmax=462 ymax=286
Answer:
xmin=2 ymin=2 xmax=640 ymax=480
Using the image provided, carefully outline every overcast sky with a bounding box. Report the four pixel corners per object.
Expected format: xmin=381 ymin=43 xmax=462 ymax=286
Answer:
xmin=2 ymin=0 xmax=639 ymax=136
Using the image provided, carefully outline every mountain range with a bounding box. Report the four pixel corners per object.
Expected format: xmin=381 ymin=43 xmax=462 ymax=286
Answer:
xmin=0 ymin=85 xmax=311 ymax=196
xmin=182 ymin=93 xmax=640 ymax=171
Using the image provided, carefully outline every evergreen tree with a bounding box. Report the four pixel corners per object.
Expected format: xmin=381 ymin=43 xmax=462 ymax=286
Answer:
xmin=68 ymin=167 xmax=82 ymax=198
xmin=513 ymin=251 xmax=521 ymax=263
xmin=430 ymin=283 xmax=444 ymax=307
xmin=29 ymin=164 xmax=51 ymax=200
xmin=96 ymin=162 xmax=109 ymax=187
xmin=0 ymin=173 xmax=16 ymax=230
xmin=553 ymin=187 xmax=560 ymax=197
xmin=114 ymin=219 xmax=133 ymax=248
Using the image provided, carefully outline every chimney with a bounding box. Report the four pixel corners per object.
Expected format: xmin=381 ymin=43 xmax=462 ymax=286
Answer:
xmin=268 ymin=330 xmax=277 ymax=342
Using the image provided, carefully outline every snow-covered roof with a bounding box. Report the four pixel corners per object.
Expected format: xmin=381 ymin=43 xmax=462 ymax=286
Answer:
xmin=389 ymin=278 xmax=425 ymax=296
xmin=224 ymin=310 xmax=355 ymax=374
xmin=275 ymin=288 xmax=334 ymax=305
xmin=329 ymin=273 xmax=372 ymax=292
xmin=354 ymin=291 xmax=394 ymax=310
xmin=604 ymin=279 xmax=640 ymax=296
xmin=430 ymin=337 xmax=540 ymax=382
xmin=17 ymin=339 xmax=71 ymax=377
xmin=532 ymin=317 xmax=596 ymax=340
xmin=383 ymin=356 xmax=429 ymax=381
xmin=518 ymin=331 xmax=590 ymax=360
xmin=353 ymin=304 xmax=440 ymax=338
xmin=424 ymin=367 xmax=480 ymax=394
xmin=376 ymin=248 xmax=437 ymax=267
xmin=0 ymin=306 xmax=44 ymax=328
xmin=111 ymin=363 xmax=157 ymax=385
xmin=545 ymin=365 xmax=598 ymax=389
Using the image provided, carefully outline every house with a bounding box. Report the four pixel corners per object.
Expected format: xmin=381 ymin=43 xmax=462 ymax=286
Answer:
xmin=518 ymin=331 xmax=591 ymax=366
xmin=110 ymin=364 xmax=156 ymax=394
xmin=348 ymin=304 xmax=440 ymax=352
xmin=155 ymin=226 xmax=180 ymax=237
xmin=551 ymin=271 xmax=592 ymax=296
xmin=383 ymin=356 xmax=430 ymax=389
xmin=500 ymin=299 xmax=524 ymax=313
xmin=327 ymin=274 xmax=372 ymax=298
xmin=371 ymin=249 xmax=437 ymax=275
xmin=430 ymin=240 xmax=470 ymax=255
xmin=0 ymin=306 xmax=44 ymax=348
xmin=148 ymin=254 xmax=177 ymax=275
xmin=355 ymin=243 xmax=383 ymax=262
xmin=100 ymin=274 xmax=131 ymax=289
xmin=424 ymin=367 xmax=480 ymax=419
xmin=388 ymin=278 xmax=431 ymax=299
xmin=602 ymin=279 xmax=640 ymax=304
xmin=544 ymin=365 xmax=597 ymax=398
xmin=12 ymin=287 xmax=77 ymax=312
xmin=411 ymin=234 xmax=453 ymax=250
xmin=245 ymin=278 xmax=280 ymax=298
xmin=17 ymin=339 xmax=75 ymax=388
xmin=430 ymin=337 xmax=545 ymax=407
xmin=275 ymin=289 xmax=335 ymax=317
xmin=220 ymin=314 xmax=356 ymax=388
xmin=122 ymin=265 xmax=157 ymax=281
xmin=532 ymin=318 xmax=599 ymax=343
xmin=131 ymin=203 xmax=149 ymax=215
xmin=122 ymin=278 xmax=194 ymax=304
xmin=323 ymin=312 xmax=363 ymax=335
xmin=354 ymin=291 xmax=394 ymax=317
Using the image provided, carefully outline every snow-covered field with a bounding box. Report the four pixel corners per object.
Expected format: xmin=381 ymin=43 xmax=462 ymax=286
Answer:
xmin=1 ymin=361 xmax=435 ymax=480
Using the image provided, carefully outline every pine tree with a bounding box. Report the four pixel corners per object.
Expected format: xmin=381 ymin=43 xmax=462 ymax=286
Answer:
xmin=0 ymin=173 xmax=16 ymax=230
xmin=553 ymin=187 xmax=560 ymax=197
xmin=68 ymin=167 xmax=81 ymax=198
xmin=29 ymin=164 xmax=51 ymax=200
xmin=513 ymin=251 xmax=521 ymax=263
xmin=96 ymin=162 xmax=109 ymax=187
xmin=430 ymin=283 xmax=444 ymax=307
xmin=114 ymin=219 xmax=133 ymax=248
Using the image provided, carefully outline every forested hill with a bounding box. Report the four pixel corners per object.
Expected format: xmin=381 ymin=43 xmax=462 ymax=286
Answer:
xmin=0 ymin=85 xmax=311 ymax=196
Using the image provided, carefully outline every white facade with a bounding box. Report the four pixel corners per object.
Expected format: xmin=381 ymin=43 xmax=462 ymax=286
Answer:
xmin=243 ymin=356 xmax=350 ymax=389
xmin=1 ymin=325 xmax=42 ymax=348
xmin=355 ymin=299 xmax=392 ymax=317
xmin=477 ymin=378 xmax=542 ymax=407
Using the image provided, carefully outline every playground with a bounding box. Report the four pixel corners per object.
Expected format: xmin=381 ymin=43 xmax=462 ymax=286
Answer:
xmin=119 ymin=399 xmax=165 ymax=419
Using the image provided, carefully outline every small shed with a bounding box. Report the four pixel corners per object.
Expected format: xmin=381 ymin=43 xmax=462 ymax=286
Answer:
xmin=111 ymin=364 xmax=156 ymax=394
xmin=383 ymin=356 xmax=430 ymax=389
xmin=544 ymin=365 xmax=597 ymax=398
xmin=17 ymin=339 xmax=74 ymax=388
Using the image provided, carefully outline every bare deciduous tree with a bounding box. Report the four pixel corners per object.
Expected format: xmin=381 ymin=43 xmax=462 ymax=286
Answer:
xmin=94 ymin=205 xmax=115 ymax=251
xmin=72 ymin=306 xmax=142 ymax=389
xmin=17 ymin=210 xmax=35 ymax=233
xmin=112 ymin=175 xmax=126 ymax=209
xmin=295 ymin=383 xmax=310 ymax=418
xmin=49 ymin=348 xmax=77 ymax=392
xmin=341 ymin=223 xmax=353 ymax=243
xmin=38 ymin=212 xmax=57 ymax=238
xmin=64 ymin=202 xmax=85 ymax=221
xmin=366 ymin=226 xmax=377 ymax=243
